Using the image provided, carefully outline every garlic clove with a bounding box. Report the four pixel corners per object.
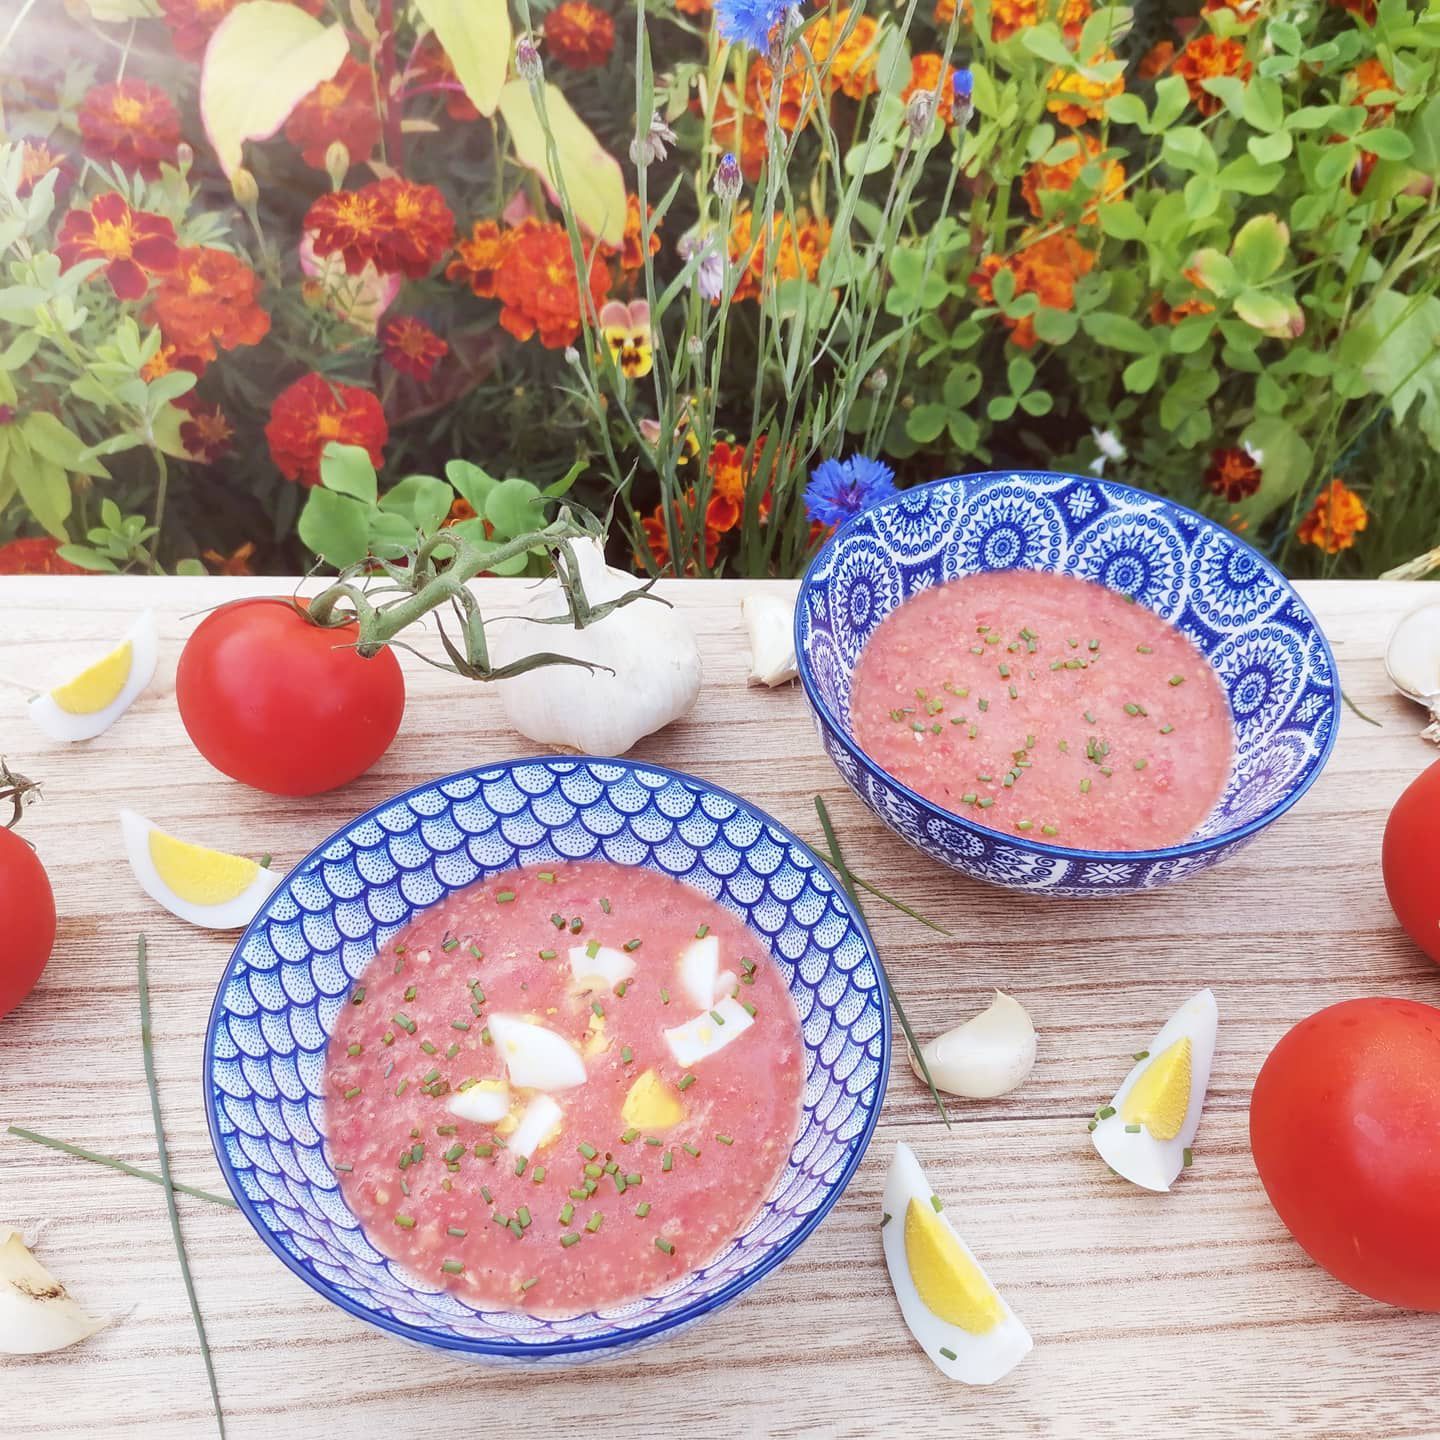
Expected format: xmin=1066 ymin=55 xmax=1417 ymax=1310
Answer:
xmin=909 ymin=992 xmax=1037 ymax=1100
xmin=741 ymin=592 xmax=798 ymax=687
xmin=0 ymin=1226 xmax=108 ymax=1354
xmin=1386 ymin=602 xmax=1440 ymax=743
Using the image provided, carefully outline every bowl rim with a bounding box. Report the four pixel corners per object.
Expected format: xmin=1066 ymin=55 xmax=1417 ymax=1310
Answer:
xmin=202 ymin=755 xmax=892 ymax=1360
xmin=793 ymin=469 xmax=1341 ymax=868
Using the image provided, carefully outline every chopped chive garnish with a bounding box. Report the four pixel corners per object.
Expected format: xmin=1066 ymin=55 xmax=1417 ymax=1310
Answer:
xmin=395 ymin=1079 xmax=408 ymax=1097
xmin=1124 ymin=1123 xmax=1142 ymax=1133
xmin=569 ymin=917 xmax=583 ymax=934
xmin=394 ymin=1214 xmax=416 ymax=1229
xmin=480 ymin=1027 xmax=491 ymax=1045
xmin=615 ymin=980 xmax=630 ymax=998
xmin=741 ymin=1000 xmax=757 ymax=1017
xmin=538 ymin=871 xmax=556 ymax=883
xmin=447 ymin=1225 xmax=468 ymax=1238
xmin=444 ymin=1143 xmax=464 ymax=1162
xmin=1134 ymin=1049 xmax=1150 ymax=1061
xmin=474 ymin=1142 xmax=494 ymax=1157
xmin=422 ymin=1068 xmax=440 ymax=1085
xmin=441 ymin=936 xmax=459 ymax=953
xmin=1080 ymin=778 xmax=1092 ymax=794
xmin=939 ymin=1346 xmax=958 ymax=1361
xmin=551 ymin=913 xmax=565 ymax=928
xmin=517 ymin=1206 xmax=532 ymax=1228
xmin=1041 ymin=823 xmax=1059 ymax=836
xmin=881 ymin=1212 xmax=891 ymax=1227
xmin=578 ymin=1142 xmax=598 ymax=1159
xmin=560 ymin=1232 xmax=582 ymax=1248
xmin=585 ymin=938 xmax=600 ymax=959
xmin=569 ymin=1186 xmax=588 ymax=1199
xmin=560 ymin=1202 xmax=575 ymax=1224
xmin=1137 ymin=644 xmax=1153 ymax=654
xmin=481 ymin=1185 xmax=493 ymax=1203
xmin=682 ymin=1143 xmax=700 ymax=1158
xmin=929 ymin=1194 xmax=943 ymax=1213
xmin=625 ymin=1172 xmax=642 ymax=1185
xmin=1098 ymin=1106 xmax=1116 ymax=1119
xmin=1160 ymin=723 xmax=1175 ymax=735
xmin=621 ymin=1127 xmax=639 ymax=1144
xmin=644 ymin=1136 xmax=662 ymax=1147
xmin=451 ymin=1019 xmax=470 ymax=1031
xmin=351 ymin=987 xmax=366 ymax=1005
xmin=662 ymin=1151 xmax=674 ymax=1172
xmin=469 ymin=943 xmax=482 ymax=959
xmin=586 ymin=1211 xmax=604 ymax=1233
xmin=346 ymin=1042 xmax=362 ymax=1057
xmin=382 ymin=1031 xmax=395 ymax=1046
xmin=496 ymin=890 xmax=516 ymax=903
xmin=621 ymin=1046 xmax=634 ymax=1064
xmin=335 ymin=1162 xmax=353 ymax=1173
xmin=623 ymin=938 xmax=642 ymax=952
xmin=420 ymin=1040 xmax=437 ymax=1056
xmin=654 ymin=1237 xmax=674 ymax=1255
xmin=393 ymin=1013 xmax=416 ymax=1033
xmin=677 ymin=1073 xmax=695 ymax=1091
xmin=343 ymin=1086 xmax=361 ymax=1100
xmin=600 ymin=898 xmax=611 ymax=913
xmin=709 ymin=1008 xmax=725 ymax=1026
xmin=659 ymin=987 xmax=670 ymax=1004
xmin=520 ymin=1277 xmax=538 ymax=1292
xmin=1169 ymin=675 xmax=1185 ymax=686
xmin=603 ymin=1160 xmax=619 ymax=1175
xmin=591 ymin=1000 xmax=604 ymax=1018
xmin=1135 ymin=758 xmax=1148 ymax=770
xmin=584 ymin=1163 xmax=602 ymax=1179
xmin=716 ymin=1133 xmax=734 ymax=1146
xmin=1183 ymin=1147 xmax=1194 ymax=1167
xmin=538 ymin=948 xmax=556 ymax=961
xmin=635 ymin=1201 xmax=651 ymax=1218
xmin=509 ymin=1219 xmax=524 ymax=1238
xmin=515 ymin=1156 xmax=528 ymax=1176
xmin=404 ymin=985 xmax=417 ymax=1002
xmin=695 ymin=923 xmax=710 ymax=938
xmin=411 ymin=1143 xmax=425 ymax=1163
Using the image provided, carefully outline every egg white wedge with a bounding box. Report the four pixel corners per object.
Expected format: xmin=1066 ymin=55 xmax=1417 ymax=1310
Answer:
xmin=882 ymin=1142 xmax=1033 ymax=1386
xmin=29 ymin=610 xmax=157 ymax=743
xmin=678 ymin=934 xmax=720 ymax=1009
xmin=488 ymin=1015 xmax=587 ymax=1092
xmin=1091 ymin=988 xmax=1218 ymax=1193
xmin=568 ymin=944 xmax=636 ymax=993
xmin=448 ymin=1080 xmax=510 ymax=1125
xmin=663 ymin=996 xmax=754 ymax=1067
xmin=509 ymin=1094 xmax=563 ymax=1162
xmin=120 ymin=809 xmax=282 ymax=930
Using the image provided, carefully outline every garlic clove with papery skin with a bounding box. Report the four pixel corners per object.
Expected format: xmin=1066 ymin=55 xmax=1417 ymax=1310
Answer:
xmin=488 ymin=538 xmax=703 ymax=756
xmin=741 ymin=592 xmax=798 ymax=687
xmin=909 ymin=992 xmax=1037 ymax=1100
xmin=1386 ymin=601 xmax=1440 ymax=744
xmin=0 ymin=1225 xmax=108 ymax=1354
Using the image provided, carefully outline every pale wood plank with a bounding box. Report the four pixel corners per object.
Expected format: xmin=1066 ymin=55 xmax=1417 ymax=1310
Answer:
xmin=1 ymin=575 xmax=1438 ymax=1438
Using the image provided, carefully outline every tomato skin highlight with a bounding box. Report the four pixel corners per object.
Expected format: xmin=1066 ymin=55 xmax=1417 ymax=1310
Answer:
xmin=1250 ymin=997 xmax=1440 ymax=1312
xmin=0 ymin=827 xmax=57 ymax=1019
xmin=176 ymin=599 xmax=405 ymax=797
xmin=1383 ymin=759 xmax=1440 ymax=966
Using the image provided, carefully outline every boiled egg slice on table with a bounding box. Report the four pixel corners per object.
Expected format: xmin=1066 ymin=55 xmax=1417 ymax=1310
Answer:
xmin=881 ymin=1142 xmax=1032 ymax=1385
xmin=488 ymin=1015 xmax=587 ymax=1091
xmin=29 ymin=611 xmax=158 ymax=742
xmin=1090 ymin=988 xmax=1218 ymax=1192
xmin=120 ymin=810 xmax=282 ymax=930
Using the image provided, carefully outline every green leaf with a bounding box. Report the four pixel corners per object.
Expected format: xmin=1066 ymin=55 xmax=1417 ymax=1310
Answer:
xmin=1247 ymin=131 xmax=1293 ymax=165
xmin=1216 ymin=154 xmax=1284 ymax=195
xmin=198 ymin=1 xmax=347 ymax=177
xmin=1199 ymin=76 xmax=1246 ymax=117
xmin=1355 ymin=127 xmax=1413 ymax=160
xmin=1104 ymin=94 xmax=1148 ymax=128
xmin=498 ymin=80 xmax=626 ymax=248
xmin=943 ymin=363 xmax=982 ymax=408
xmin=445 ymin=458 xmax=498 ymax=512
xmin=484 ymin=476 xmax=545 ymax=537
xmin=1081 ymin=311 xmax=1156 ymax=354
xmin=1030 ymin=306 xmax=1078 ymax=344
xmin=1233 ymin=417 xmax=1313 ymax=526
xmin=1242 ymin=77 xmax=1285 ymax=133
xmin=22 ymin=412 xmax=110 ymax=478
xmin=366 ymin=511 xmax=420 ymax=558
xmin=1347 ymin=291 xmax=1440 ymax=450
xmin=175 ymin=558 xmax=208 ymax=577
xmin=1168 ymin=315 xmax=1215 ymax=354
xmin=1019 ymin=23 xmax=1074 ymax=68
xmin=0 ymin=286 xmax=47 ymax=319
xmin=379 ymin=474 xmax=452 ymax=533
xmin=100 ymin=498 xmax=123 ymax=530
xmin=1159 ymin=367 xmax=1220 ymax=431
xmin=13 ymin=451 xmax=71 ymax=541
xmin=146 ymin=370 xmax=198 ymax=406
xmin=1162 ymin=126 xmax=1218 ymax=174
xmin=1018 ymin=389 xmax=1053 ymax=416
xmin=319 ymin=442 xmax=379 ymax=504
xmin=1231 ymin=213 xmax=1290 ymax=285
xmin=1186 ymin=246 xmax=1237 ymax=297
xmin=1151 ymin=75 xmax=1191 ymax=132
xmin=989 ymin=266 xmax=1016 ymax=307
xmin=986 ymin=395 xmax=1017 ymax=422
xmin=298 ymin=486 xmax=369 ymax=567
xmin=1270 ymin=19 xmax=1302 ymax=52
xmin=1234 ymin=290 xmax=1300 ymax=336
xmin=1122 ymin=351 xmax=1160 ymax=393
xmin=57 ymin=545 xmax=119 ymax=573
xmin=542 ymin=459 xmax=586 ymax=498
xmin=947 ymin=413 xmax=980 ymax=450
xmin=1184 ymin=173 xmax=1220 ymax=219
xmin=905 ymin=404 xmax=949 ymax=444
xmin=0 ymin=331 xmax=41 ymax=371
xmin=1006 ymin=356 xmax=1036 ymax=393
xmin=1313 ymin=141 xmax=1357 ymax=190
xmin=411 ymin=0 xmax=510 ymax=118
xmin=1408 ymin=96 xmax=1440 ymax=177
xmin=1098 ymin=199 xmax=1146 ymax=240
xmin=1287 ymin=104 xmax=1345 ymax=132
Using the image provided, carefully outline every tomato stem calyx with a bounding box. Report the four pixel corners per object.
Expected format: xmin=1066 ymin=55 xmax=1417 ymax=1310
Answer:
xmin=0 ymin=758 xmax=42 ymax=832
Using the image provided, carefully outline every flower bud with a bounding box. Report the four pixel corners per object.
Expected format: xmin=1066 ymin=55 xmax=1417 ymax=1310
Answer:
xmin=905 ymin=90 xmax=934 ymax=138
xmin=325 ymin=140 xmax=351 ymax=190
xmin=866 ymin=367 xmax=888 ymax=393
xmin=176 ymin=142 xmax=194 ymax=172
xmin=516 ymin=33 xmax=543 ymax=81
xmin=713 ymin=152 xmax=742 ymax=203
xmin=230 ymin=166 xmax=260 ymax=207
xmin=952 ymin=67 xmax=975 ymax=129
xmin=564 ymin=346 xmax=581 ymax=367
xmin=686 ymin=334 xmax=704 ymax=360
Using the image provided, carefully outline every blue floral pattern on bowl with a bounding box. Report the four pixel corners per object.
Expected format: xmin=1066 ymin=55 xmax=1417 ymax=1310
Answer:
xmin=203 ymin=759 xmax=890 ymax=1363
xmin=795 ymin=472 xmax=1340 ymax=896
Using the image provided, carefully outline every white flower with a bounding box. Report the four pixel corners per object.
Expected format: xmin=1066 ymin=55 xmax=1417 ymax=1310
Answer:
xmin=1243 ymin=440 xmax=1264 ymax=467
xmin=1088 ymin=426 xmax=1126 ymax=475
xmin=630 ymin=111 xmax=678 ymax=168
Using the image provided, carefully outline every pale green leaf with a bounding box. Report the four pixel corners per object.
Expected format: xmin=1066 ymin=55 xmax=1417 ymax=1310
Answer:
xmin=1231 ymin=213 xmax=1290 ymax=285
xmin=379 ymin=474 xmax=452 ymax=532
xmin=320 ymin=441 xmax=379 ymax=503
xmin=298 ymin=486 xmax=370 ymax=567
xmin=412 ymin=0 xmax=511 ymax=118
xmin=22 ymin=411 xmax=110 ymax=478
xmin=13 ymin=451 xmax=72 ymax=541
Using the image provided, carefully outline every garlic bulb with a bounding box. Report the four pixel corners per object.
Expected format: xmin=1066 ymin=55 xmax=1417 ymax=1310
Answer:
xmin=0 ymin=1225 xmax=108 ymax=1354
xmin=741 ymin=592 xmax=798 ymax=687
xmin=909 ymin=992 xmax=1037 ymax=1099
xmin=488 ymin=538 xmax=702 ymax=755
xmin=1385 ymin=601 xmax=1440 ymax=744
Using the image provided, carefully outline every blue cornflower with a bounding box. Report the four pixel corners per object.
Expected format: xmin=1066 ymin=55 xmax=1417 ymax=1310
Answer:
xmin=804 ymin=455 xmax=898 ymax=528
xmin=714 ymin=0 xmax=788 ymax=51
xmin=952 ymin=68 xmax=974 ymax=101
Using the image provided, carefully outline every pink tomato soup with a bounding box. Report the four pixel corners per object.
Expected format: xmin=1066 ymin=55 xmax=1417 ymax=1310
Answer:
xmin=325 ymin=861 xmax=804 ymax=1315
xmin=850 ymin=570 xmax=1234 ymax=850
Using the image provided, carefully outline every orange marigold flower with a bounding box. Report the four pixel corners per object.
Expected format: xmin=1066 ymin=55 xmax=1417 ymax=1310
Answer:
xmin=1298 ymin=478 xmax=1368 ymax=553
xmin=904 ymin=55 xmax=958 ymax=125
xmin=446 ymin=220 xmax=513 ymax=298
xmin=56 ymin=192 xmax=179 ymax=301
xmin=265 ymin=372 xmax=388 ymax=487
xmin=750 ymin=54 xmax=821 ymax=133
xmin=381 ymin=316 xmax=449 ymax=380
xmin=636 ymin=496 xmax=721 ymax=574
xmin=410 ymin=34 xmax=481 ymax=120
xmin=17 ymin=140 xmax=71 ymax=200
xmin=1137 ymin=40 xmax=1175 ymax=79
xmin=78 ymin=81 xmax=181 ymax=180
xmin=202 ymin=541 xmax=257 ymax=576
xmin=605 ymin=193 xmax=661 ymax=272
xmin=726 ymin=207 xmax=830 ymax=303
xmin=1331 ymin=0 xmax=1376 ymax=21
xmin=1204 ymin=447 xmax=1262 ymax=503
xmin=178 ymin=399 xmax=235 ymax=464
xmin=494 ymin=219 xmax=611 ymax=349
xmin=1149 ymin=294 xmax=1215 ymax=325
xmin=545 ymin=0 xmax=616 ymax=69
xmin=703 ymin=437 xmax=772 ymax=533
xmin=809 ymin=10 xmax=881 ymax=100
xmin=141 ymin=340 xmax=209 ymax=381
xmin=938 ymin=0 xmax=1090 ymax=42
xmin=676 ymin=0 xmax=712 ymax=12
xmin=1346 ymin=57 xmax=1397 ymax=123
xmin=305 ymin=178 xmax=455 ymax=279
xmin=970 ymin=229 xmax=1095 ymax=349
xmin=0 ymin=537 xmax=88 ymax=575
xmin=1046 ymin=50 xmax=1124 ymax=129
xmin=1020 ymin=132 xmax=1125 ymax=219
xmin=1174 ymin=34 xmax=1252 ymax=117
xmin=147 ymin=245 xmax=271 ymax=366
xmin=284 ymin=55 xmax=382 ymax=171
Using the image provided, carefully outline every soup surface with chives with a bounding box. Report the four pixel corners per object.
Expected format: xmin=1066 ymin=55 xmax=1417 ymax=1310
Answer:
xmin=849 ymin=570 xmax=1234 ymax=851
xmin=325 ymin=861 xmax=804 ymax=1315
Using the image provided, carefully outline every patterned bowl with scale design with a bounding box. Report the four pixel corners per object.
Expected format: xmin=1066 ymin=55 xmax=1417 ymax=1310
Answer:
xmin=203 ymin=757 xmax=889 ymax=1364
xmin=794 ymin=471 xmax=1340 ymax=896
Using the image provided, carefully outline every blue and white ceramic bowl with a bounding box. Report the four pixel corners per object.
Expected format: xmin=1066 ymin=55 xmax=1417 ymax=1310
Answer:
xmin=204 ymin=758 xmax=889 ymax=1363
xmin=795 ymin=472 xmax=1340 ymax=896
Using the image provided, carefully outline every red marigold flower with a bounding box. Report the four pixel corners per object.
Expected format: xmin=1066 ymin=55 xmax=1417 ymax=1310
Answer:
xmin=635 ymin=496 xmax=721 ymax=574
xmin=17 ymin=140 xmax=71 ymax=200
xmin=0 ymin=537 xmax=87 ymax=575
xmin=381 ymin=316 xmax=449 ymax=380
xmin=265 ymin=372 xmax=388 ymax=487
xmin=178 ymin=399 xmax=235 ymax=463
xmin=77 ymin=81 xmax=181 ymax=180
xmin=544 ymin=0 xmax=615 ymax=70
xmin=1137 ymin=40 xmax=1175 ymax=79
xmin=410 ymin=34 xmax=480 ymax=120
xmin=1174 ymin=35 xmax=1253 ymax=116
xmin=446 ymin=219 xmax=513 ymax=298
xmin=284 ymin=55 xmax=382 ymax=171
xmin=494 ymin=219 xmax=611 ymax=349
xmin=1331 ymin=0 xmax=1376 ymax=21
xmin=147 ymin=245 xmax=270 ymax=365
xmin=1204 ymin=447 xmax=1263 ymax=503
xmin=305 ymin=178 xmax=455 ymax=279
xmin=1298 ymin=478 xmax=1368 ymax=553
xmin=55 ymin=192 xmax=179 ymax=301
xmin=601 ymin=194 xmax=661 ymax=272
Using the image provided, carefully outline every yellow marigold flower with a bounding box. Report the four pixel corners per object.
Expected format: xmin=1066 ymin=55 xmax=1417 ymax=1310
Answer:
xmin=1046 ymin=50 xmax=1124 ymax=129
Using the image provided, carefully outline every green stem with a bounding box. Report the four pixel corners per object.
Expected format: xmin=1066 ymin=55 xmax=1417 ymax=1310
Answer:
xmin=149 ymin=447 xmax=169 ymax=572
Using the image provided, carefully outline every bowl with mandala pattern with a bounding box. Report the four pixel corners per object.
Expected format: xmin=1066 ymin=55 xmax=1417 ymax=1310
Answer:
xmin=795 ymin=472 xmax=1339 ymax=897
xmin=204 ymin=757 xmax=889 ymax=1364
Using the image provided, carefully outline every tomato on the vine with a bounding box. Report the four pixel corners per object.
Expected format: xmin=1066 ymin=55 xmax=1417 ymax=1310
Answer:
xmin=0 ymin=764 xmax=57 ymax=1019
xmin=176 ymin=599 xmax=405 ymax=797
xmin=1383 ymin=759 xmax=1440 ymax=965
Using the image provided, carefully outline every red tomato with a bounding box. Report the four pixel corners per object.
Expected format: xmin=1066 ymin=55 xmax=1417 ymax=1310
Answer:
xmin=176 ymin=599 xmax=405 ymax=797
xmin=1250 ymin=998 xmax=1440 ymax=1311
xmin=1383 ymin=759 xmax=1440 ymax=965
xmin=0 ymin=824 xmax=57 ymax=1018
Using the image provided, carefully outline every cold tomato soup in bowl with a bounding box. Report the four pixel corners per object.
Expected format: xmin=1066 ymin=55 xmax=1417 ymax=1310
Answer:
xmin=324 ymin=861 xmax=804 ymax=1314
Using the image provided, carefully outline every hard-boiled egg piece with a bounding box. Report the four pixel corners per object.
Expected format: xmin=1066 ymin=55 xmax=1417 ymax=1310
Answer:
xmin=448 ymin=1079 xmax=510 ymax=1125
xmin=29 ymin=610 xmax=157 ymax=743
xmin=568 ymin=943 xmax=635 ymax=993
xmin=488 ymin=1014 xmax=587 ymax=1092
xmin=120 ymin=809 xmax=282 ymax=930
xmin=508 ymin=1094 xmax=563 ymax=1162
xmin=1091 ymin=988 xmax=1218 ymax=1193
xmin=881 ymin=1142 xmax=1032 ymax=1385
xmin=663 ymin=996 xmax=754 ymax=1067
xmin=678 ymin=934 xmax=720 ymax=1009
xmin=621 ymin=1069 xmax=685 ymax=1131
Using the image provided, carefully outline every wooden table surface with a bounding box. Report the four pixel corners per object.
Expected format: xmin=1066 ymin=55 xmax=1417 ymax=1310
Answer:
xmin=1 ymin=575 xmax=1438 ymax=1439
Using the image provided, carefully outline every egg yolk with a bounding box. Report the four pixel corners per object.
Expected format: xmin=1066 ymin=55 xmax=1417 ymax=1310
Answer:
xmin=903 ymin=1198 xmax=1004 ymax=1334
xmin=148 ymin=830 xmax=260 ymax=906
xmin=50 ymin=639 xmax=132 ymax=715
xmin=1120 ymin=1036 xmax=1192 ymax=1140
xmin=622 ymin=1069 xmax=685 ymax=1130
